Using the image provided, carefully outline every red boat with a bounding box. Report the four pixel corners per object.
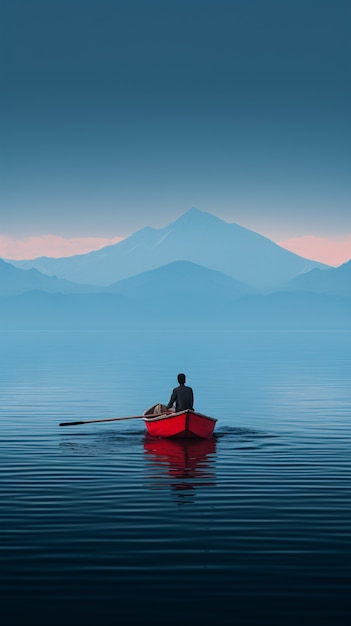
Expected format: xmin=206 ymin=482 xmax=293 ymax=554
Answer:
xmin=143 ymin=409 xmax=217 ymax=439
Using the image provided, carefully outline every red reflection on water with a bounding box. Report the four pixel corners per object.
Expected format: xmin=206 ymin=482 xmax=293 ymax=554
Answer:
xmin=143 ymin=436 xmax=216 ymax=495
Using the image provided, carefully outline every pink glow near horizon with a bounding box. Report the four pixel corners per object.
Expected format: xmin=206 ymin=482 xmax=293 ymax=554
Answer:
xmin=0 ymin=232 xmax=350 ymax=267
xmin=0 ymin=234 xmax=124 ymax=260
xmin=277 ymin=235 xmax=351 ymax=267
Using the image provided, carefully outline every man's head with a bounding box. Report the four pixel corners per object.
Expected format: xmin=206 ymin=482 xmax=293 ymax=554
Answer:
xmin=177 ymin=373 xmax=186 ymax=385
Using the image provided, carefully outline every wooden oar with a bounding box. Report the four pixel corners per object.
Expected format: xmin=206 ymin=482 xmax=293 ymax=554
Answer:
xmin=59 ymin=413 xmax=159 ymax=427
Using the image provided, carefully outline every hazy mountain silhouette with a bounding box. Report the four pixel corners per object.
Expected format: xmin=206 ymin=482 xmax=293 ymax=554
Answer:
xmin=283 ymin=259 xmax=351 ymax=297
xmin=8 ymin=208 xmax=328 ymax=290
xmin=0 ymin=258 xmax=101 ymax=296
xmin=0 ymin=255 xmax=253 ymax=300
xmin=1 ymin=289 xmax=350 ymax=330
xmin=0 ymin=291 xmax=142 ymax=330
xmin=107 ymin=260 xmax=254 ymax=301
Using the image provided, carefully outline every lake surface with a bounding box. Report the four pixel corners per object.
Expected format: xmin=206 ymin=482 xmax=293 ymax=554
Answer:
xmin=1 ymin=330 xmax=350 ymax=625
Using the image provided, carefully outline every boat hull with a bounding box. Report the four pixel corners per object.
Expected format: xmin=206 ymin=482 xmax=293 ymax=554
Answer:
xmin=143 ymin=410 xmax=217 ymax=439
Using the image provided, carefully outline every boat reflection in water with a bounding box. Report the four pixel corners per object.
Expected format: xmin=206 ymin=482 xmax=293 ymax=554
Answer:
xmin=143 ymin=435 xmax=217 ymax=503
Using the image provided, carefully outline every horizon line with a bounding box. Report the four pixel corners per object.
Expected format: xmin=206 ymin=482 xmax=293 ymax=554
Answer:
xmin=1 ymin=227 xmax=350 ymax=268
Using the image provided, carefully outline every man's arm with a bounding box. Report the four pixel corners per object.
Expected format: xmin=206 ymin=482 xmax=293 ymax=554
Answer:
xmin=166 ymin=389 xmax=176 ymax=410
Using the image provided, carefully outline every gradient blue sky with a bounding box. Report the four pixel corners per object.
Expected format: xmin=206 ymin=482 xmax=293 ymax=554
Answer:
xmin=1 ymin=0 xmax=350 ymax=261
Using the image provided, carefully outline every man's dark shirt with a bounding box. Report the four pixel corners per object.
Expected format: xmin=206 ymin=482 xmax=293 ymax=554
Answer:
xmin=166 ymin=384 xmax=194 ymax=412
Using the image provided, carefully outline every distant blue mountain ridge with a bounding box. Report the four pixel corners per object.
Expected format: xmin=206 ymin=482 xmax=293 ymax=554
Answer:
xmin=2 ymin=209 xmax=350 ymax=330
xmin=0 ymin=258 xmax=101 ymax=296
xmin=282 ymin=260 xmax=351 ymax=297
xmin=2 ymin=255 xmax=351 ymax=301
xmin=7 ymin=208 xmax=329 ymax=291
xmin=1 ymin=289 xmax=351 ymax=330
xmin=106 ymin=260 xmax=254 ymax=301
xmin=0 ymin=257 xmax=253 ymax=299
xmin=1 ymin=255 xmax=351 ymax=330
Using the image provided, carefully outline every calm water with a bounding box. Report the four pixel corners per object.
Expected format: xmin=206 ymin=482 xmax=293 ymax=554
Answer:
xmin=1 ymin=330 xmax=351 ymax=626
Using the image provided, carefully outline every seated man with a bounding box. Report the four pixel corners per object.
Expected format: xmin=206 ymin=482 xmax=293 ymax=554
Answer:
xmin=166 ymin=373 xmax=194 ymax=413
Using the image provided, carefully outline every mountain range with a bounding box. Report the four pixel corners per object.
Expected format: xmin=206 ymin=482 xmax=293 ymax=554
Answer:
xmin=106 ymin=260 xmax=254 ymax=301
xmin=285 ymin=260 xmax=351 ymax=297
xmin=7 ymin=208 xmax=329 ymax=291
xmin=1 ymin=208 xmax=350 ymax=330
xmin=0 ymin=259 xmax=100 ymax=296
xmin=1 ymin=288 xmax=350 ymax=331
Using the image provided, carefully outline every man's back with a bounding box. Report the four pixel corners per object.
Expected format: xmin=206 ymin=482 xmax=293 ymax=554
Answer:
xmin=167 ymin=384 xmax=194 ymax=412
